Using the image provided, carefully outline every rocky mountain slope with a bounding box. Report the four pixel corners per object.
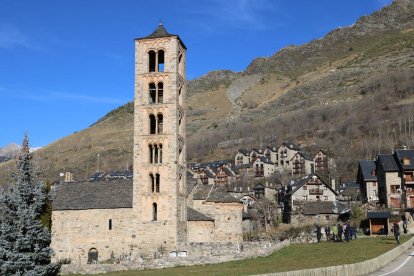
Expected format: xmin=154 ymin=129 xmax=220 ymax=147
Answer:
xmin=1 ymin=0 xmax=414 ymax=184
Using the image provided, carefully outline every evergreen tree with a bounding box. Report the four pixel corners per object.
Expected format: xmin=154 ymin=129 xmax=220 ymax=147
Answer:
xmin=0 ymin=135 xmax=60 ymax=275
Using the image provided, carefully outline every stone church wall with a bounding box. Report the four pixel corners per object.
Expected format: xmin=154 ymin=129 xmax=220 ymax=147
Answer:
xmin=187 ymin=221 xmax=214 ymax=242
xmin=51 ymin=208 xmax=134 ymax=264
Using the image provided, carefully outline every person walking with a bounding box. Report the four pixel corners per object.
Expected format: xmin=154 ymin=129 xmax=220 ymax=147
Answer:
xmin=345 ymin=221 xmax=351 ymax=243
xmin=315 ymin=225 xmax=322 ymax=243
xmin=325 ymin=225 xmax=331 ymax=241
xmin=338 ymin=223 xmax=343 ymax=242
xmin=332 ymin=224 xmax=338 ymax=242
xmin=392 ymin=220 xmax=400 ymax=245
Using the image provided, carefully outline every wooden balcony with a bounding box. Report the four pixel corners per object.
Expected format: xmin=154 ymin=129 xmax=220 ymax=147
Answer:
xmin=309 ymin=188 xmax=323 ymax=195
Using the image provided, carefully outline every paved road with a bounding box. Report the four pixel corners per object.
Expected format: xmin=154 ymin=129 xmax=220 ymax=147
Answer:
xmin=370 ymin=245 xmax=414 ymax=276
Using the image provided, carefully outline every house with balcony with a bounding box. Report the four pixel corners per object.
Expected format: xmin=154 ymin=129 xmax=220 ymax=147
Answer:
xmin=377 ymin=154 xmax=401 ymax=209
xmin=198 ymin=167 xmax=216 ymax=185
xmin=214 ymin=165 xmax=237 ymax=187
xmin=264 ymin=146 xmax=278 ymax=163
xmin=276 ymin=142 xmax=301 ymax=169
xmin=284 ymin=173 xmax=337 ymax=211
xmin=290 ymin=152 xmax=314 ymax=175
xmin=252 ymin=156 xmax=275 ymax=178
xmin=394 ymin=149 xmax=414 ymax=208
xmin=313 ymin=149 xmax=328 ymax=172
xmin=234 ymin=149 xmax=251 ymax=166
xmin=357 ymin=160 xmax=379 ymax=203
xmin=250 ymin=148 xmax=264 ymax=162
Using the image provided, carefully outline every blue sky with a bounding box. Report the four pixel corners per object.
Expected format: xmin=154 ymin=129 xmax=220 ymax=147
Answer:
xmin=0 ymin=0 xmax=392 ymax=148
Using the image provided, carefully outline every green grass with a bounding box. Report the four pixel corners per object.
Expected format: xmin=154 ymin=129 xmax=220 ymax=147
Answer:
xmin=73 ymin=235 xmax=412 ymax=276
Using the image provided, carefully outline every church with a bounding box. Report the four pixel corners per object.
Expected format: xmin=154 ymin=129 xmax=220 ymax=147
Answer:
xmin=51 ymin=24 xmax=244 ymax=264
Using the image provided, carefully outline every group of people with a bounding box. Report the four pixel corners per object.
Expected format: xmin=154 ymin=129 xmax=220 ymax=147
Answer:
xmin=315 ymin=221 xmax=357 ymax=243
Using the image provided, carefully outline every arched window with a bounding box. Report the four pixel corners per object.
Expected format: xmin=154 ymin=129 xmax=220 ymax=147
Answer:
xmin=155 ymin=173 xmax=160 ymax=193
xmin=152 ymin=203 xmax=158 ymax=221
xmin=149 ymin=83 xmax=156 ymax=104
xmin=149 ymin=143 xmax=163 ymax=164
xmin=157 ymin=82 xmax=163 ymax=103
xmin=148 ymin=50 xmax=156 ymax=72
xmin=150 ymin=173 xmax=155 ymax=192
xmin=149 ymin=114 xmax=156 ymax=134
xmin=158 ymin=50 xmax=165 ymax=72
xmin=157 ymin=114 xmax=163 ymax=134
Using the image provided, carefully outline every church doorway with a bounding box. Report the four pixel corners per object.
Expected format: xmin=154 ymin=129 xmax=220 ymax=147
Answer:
xmin=88 ymin=248 xmax=98 ymax=264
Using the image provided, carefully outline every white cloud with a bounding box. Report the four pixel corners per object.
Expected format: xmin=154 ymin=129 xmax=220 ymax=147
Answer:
xmin=186 ymin=0 xmax=280 ymax=31
xmin=0 ymin=24 xmax=40 ymax=50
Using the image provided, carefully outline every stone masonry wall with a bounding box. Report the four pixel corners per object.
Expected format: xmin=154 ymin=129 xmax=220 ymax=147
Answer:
xmin=60 ymin=240 xmax=290 ymax=275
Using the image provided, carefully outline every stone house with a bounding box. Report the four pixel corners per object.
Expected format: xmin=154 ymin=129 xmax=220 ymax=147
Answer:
xmin=234 ymin=149 xmax=251 ymax=165
xmin=377 ymin=154 xmax=402 ymax=209
xmin=371 ymin=149 xmax=414 ymax=209
xmin=291 ymin=201 xmax=347 ymax=225
xmin=264 ymin=146 xmax=278 ymax=163
xmin=250 ymin=148 xmax=264 ymax=161
xmin=214 ymin=165 xmax=237 ymax=187
xmin=285 ymin=173 xmax=337 ymax=212
xmin=276 ymin=142 xmax=301 ymax=169
xmin=252 ymin=156 xmax=275 ymax=178
xmin=290 ymin=152 xmax=314 ymax=175
xmin=51 ymin=24 xmax=244 ymax=264
xmin=199 ymin=167 xmax=216 ymax=185
xmin=313 ymin=149 xmax=328 ymax=172
xmin=357 ymin=160 xmax=379 ymax=203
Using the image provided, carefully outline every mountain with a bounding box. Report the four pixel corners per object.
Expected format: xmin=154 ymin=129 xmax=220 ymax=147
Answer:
xmin=1 ymin=0 xmax=414 ymax=185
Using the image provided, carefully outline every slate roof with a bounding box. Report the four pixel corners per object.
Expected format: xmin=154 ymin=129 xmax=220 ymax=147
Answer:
xmin=222 ymin=166 xmax=236 ymax=177
xmin=238 ymin=149 xmax=251 ymax=156
xmin=293 ymin=151 xmax=313 ymax=161
xmin=266 ymin=146 xmax=278 ymax=152
xmin=378 ymin=154 xmax=399 ymax=172
xmin=394 ymin=149 xmax=414 ymax=171
xmin=206 ymin=190 xmax=241 ymax=203
xmin=367 ymin=211 xmax=391 ymax=219
xmin=193 ymin=184 xmax=241 ymax=203
xmin=135 ymin=23 xmax=187 ymax=49
xmin=52 ymin=179 xmax=133 ymax=211
xmin=359 ymin=160 xmax=377 ymax=182
xmin=287 ymin=173 xmax=337 ymax=196
xmin=193 ymin=185 xmax=213 ymax=200
xmin=203 ymin=168 xmax=216 ymax=178
xmin=257 ymin=156 xmax=274 ymax=165
xmin=187 ymin=207 xmax=214 ymax=221
xmin=281 ymin=142 xmax=301 ymax=151
xmin=301 ymin=201 xmax=348 ymax=215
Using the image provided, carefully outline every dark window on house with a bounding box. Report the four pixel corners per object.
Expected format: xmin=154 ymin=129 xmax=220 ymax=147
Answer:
xmin=109 ymin=219 xmax=112 ymax=230
xmin=159 ymin=144 xmax=163 ymax=163
xmin=158 ymin=50 xmax=165 ymax=72
xmin=148 ymin=50 xmax=156 ymax=72
xmin=153 ymin=203 xmax=158 ymax=221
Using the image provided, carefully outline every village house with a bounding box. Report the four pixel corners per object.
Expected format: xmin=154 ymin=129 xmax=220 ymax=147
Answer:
xmin=276 ymin=142 xmax=301 ymax=169
xmin=214 ymin=165 xmax=237 ymax=187
xmin=252 ymin=156 xmax=275 ymax=178
xmin=357 ymin=160 xmax=379 ymax=203
xmin=313 ymin=149 xmax=328 ymax=172
xmin=290 ymin=152 xmax=314 ymax=175
xmin=284 ymin=173 xmax=337 ymax=211
xmin=377 ymin=154 xmax=403 ymax=209
xmin=234 ymin=149 xmax=251 ymax=165
xmin=264 ymin=146 xmax=278 ymax=163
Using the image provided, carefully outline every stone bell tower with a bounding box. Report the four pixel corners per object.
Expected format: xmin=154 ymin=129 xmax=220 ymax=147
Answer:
xmin=133 ymin=24 xmax=187 ymax=254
